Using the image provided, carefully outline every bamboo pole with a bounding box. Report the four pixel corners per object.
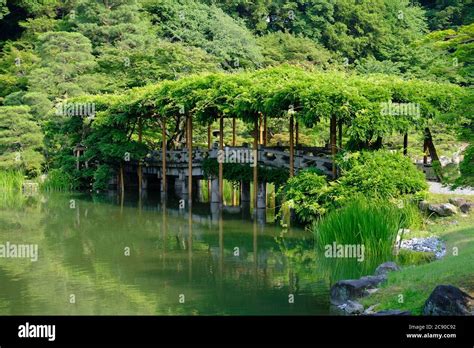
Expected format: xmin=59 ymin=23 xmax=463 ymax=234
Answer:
xmin=219 ymin=115 xmax=224 ymax=206
xmin=162 ymin=116 xmax=167 ymax=195
xmin=330 ymin=115 xmax=337 ymax=179
xmin=289 ymin=116 xmax=294 ymax=178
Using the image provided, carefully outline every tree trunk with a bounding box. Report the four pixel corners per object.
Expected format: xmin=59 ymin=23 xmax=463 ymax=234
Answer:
xmin=424 ymin=127 xmax=439 ymax=162
xmin=403 ymin=133 xmax=408 ymax=156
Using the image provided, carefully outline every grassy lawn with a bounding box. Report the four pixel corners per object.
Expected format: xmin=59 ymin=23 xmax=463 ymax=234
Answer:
xmin=361 ymin=194 xmax=474 ymax=315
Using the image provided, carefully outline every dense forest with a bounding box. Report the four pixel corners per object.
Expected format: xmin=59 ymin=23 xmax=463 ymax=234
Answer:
xmin=0 ymin=0 xmax=472 ymax=189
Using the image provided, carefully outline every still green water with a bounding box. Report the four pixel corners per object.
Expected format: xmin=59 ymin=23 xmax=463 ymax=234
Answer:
xmin=0 ymin=192 xmax=385 ymax=315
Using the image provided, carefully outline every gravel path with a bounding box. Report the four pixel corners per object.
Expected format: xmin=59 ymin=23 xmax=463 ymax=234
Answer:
xmin=428 ymin=181 xmax=474 ymax=195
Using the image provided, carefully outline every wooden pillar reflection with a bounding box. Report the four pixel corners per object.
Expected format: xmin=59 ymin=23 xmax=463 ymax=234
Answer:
xmin=289 ymin=116 xmax=294 ymax=178
xmin=219 ymin=210 xmax=224 ymax=281
xmin=188 ymin=205 xmax=193 ymax=281
xmin=162 ymin=201 xmax=167 ymax=270
xmin=253 ymin=220 xmax=258 ymax=282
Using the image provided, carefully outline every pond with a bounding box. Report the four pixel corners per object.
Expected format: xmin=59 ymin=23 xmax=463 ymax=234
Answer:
xmin=0 ymin=191 xmax=391 ymax=315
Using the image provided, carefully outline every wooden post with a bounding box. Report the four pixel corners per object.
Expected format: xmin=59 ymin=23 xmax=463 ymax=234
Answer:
xmin=138 ymin=118 xmax=143 ymax=192
xmin=338 ymin=120 xmax=343 ymax=150
xmin=295 ymin=121 xmax=299 ymax=148
xmin=219 ymin=115 xmax=224 ymax=206
xmin=162 ymin=116 xmax=167 ymax=195
xmin=232 ymin=117 xmax=236 ymax=146
xmin=187 ymin=116 xmax=193 ymax=205
xmin=207 ymin=123 xmax=211 ymax=202
xmin=330 ymin=115 xmax=337 ymax=179
xmin=253 ymin=117 xmax=258 ymax=211
xmin=188 ymin=205 xmax=193 ymax=281
xmin=403 ymin=133 xmax=408 ymax=156
xmin=289 ymin=116 xmax=294 ymax=178
xmin=232 ymin=117 xmax=236 ymax=205
xmin=120 ymin=162 xmax=124 ymax=194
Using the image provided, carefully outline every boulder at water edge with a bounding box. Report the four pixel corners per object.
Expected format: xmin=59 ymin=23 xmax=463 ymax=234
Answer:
xmin=428 ymin=203 xmax=457 ymax=217
xmin=374 ymin=262 xmax=401 ymax=277
xmin=330 ymin=275 xmax=386 ymax=305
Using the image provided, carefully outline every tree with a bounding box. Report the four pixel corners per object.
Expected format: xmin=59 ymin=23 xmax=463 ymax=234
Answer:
xmin=0 ymin=105 xmax=44 ymax=176
xmin=28 ymin=31 xmax=102 ymax=98
xmin=419 ymin=0 xmax=474 ymax=30
xmin=257 ymin=31 xmax=336 ymax=69
xmin=143 ymin=0 xmax=264 ymax=69
xmin=0 ymin=0 xmax=8 ymax=20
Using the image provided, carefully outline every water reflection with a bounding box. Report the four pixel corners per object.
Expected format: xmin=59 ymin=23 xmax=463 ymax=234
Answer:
xmin=0 ymin=191 xmax=390 ymax=315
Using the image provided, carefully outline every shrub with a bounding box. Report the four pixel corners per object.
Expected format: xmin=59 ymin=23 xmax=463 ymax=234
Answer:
xmin=277 ymin=168 xmax=331 ymax=223
xmin=93 ymin=164 xmax=112 ymax=191
xmin=334 ymin=150 xmax=428 ymax=205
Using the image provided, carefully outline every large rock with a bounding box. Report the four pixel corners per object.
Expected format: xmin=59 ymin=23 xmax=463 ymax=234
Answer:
xmin=428 ymin=203 xmax=457 ymax=217
xmin=460 ymin=202 xmax=473 ymax=214
xmin=330 ymin=275 xmax=386 ymax=305
xmin=338 ymin=300 xmax=364 ymax=315
xmin=422 ymin=285 xmax=473 ymax=316
xmin=419 ymin=200 xmax=429 ymax=212
xmin=448 ymin=197 xmax=468 ymax=207
xmin=374 ymin=262 xmax=401 ymax=277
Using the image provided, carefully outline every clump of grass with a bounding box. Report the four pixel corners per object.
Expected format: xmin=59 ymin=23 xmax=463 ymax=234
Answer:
xmin=0 ymin=170 xmax=24 ymax=192
xmin=312 ymin=198 xmax=404 ymax=259
xmin=40 ymin=169 xmax=73 ymax=192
